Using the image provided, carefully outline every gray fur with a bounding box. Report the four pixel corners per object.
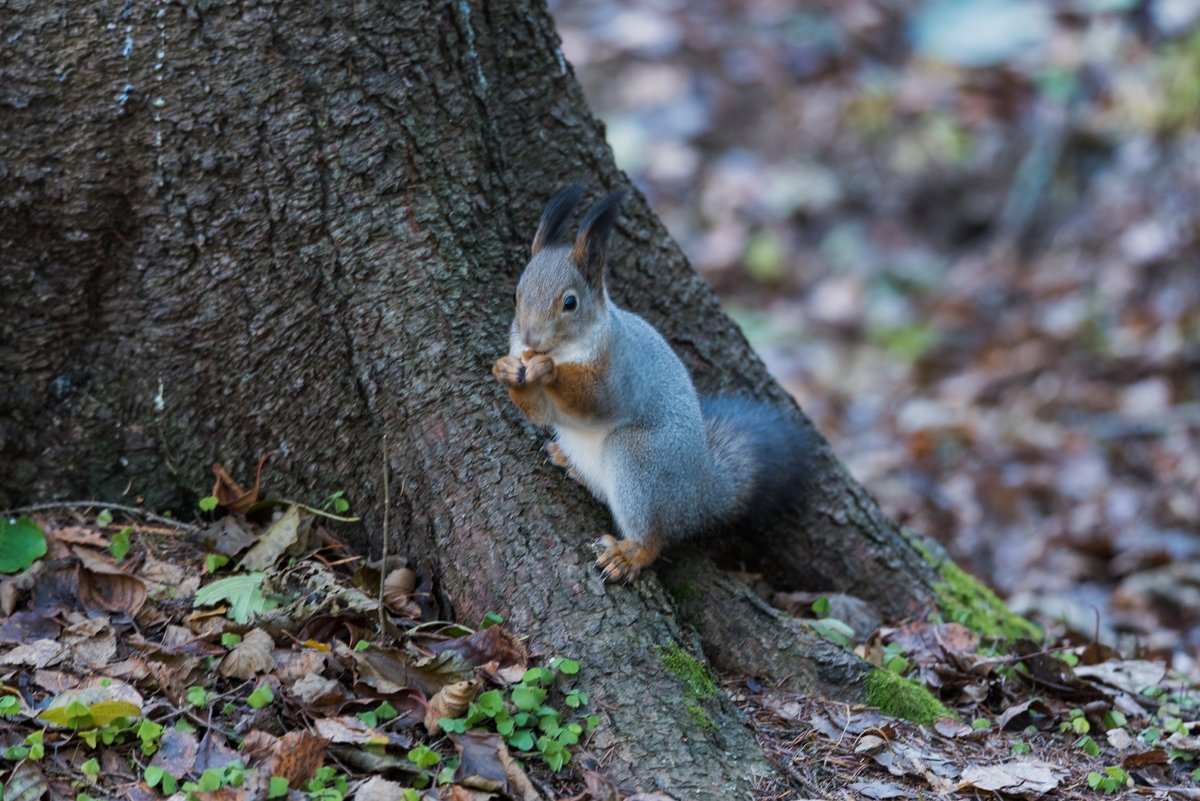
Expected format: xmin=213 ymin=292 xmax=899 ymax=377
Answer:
xmin=507 ymin=188 xmax=810 ymax=552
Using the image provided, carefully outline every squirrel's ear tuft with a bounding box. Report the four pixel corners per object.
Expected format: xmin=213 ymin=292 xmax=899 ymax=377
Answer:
xmin=571 ymin=189 xmax=626 ymax=289
xmin=532 ymin=185 xmax=585 ymax=256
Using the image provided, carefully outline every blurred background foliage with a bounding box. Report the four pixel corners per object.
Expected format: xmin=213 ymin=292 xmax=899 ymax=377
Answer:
xmin=550 ymin=0 xmax=1200 ymax=675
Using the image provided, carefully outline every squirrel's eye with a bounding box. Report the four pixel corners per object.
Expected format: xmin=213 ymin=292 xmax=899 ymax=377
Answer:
xmin=562 ymin=294 xmax=578 ymax=312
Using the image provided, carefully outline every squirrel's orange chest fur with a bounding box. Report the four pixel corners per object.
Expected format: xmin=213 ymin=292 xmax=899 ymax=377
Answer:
xmin=545 ymin=359 xmax=609 ymax=420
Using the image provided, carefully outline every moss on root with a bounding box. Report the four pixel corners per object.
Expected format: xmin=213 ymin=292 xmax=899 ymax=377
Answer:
xmin=658 ymin=643 xmax=719 ymax=700
xmin=686 ymin=702 xmax=719 ymax=734
xmin=864 ymin=669 xmax=954 ymax=725
xmin=657 ymin=642 xmax=723 ymax=736
xmin=907 ymin=533 xmax=1042 ymax=642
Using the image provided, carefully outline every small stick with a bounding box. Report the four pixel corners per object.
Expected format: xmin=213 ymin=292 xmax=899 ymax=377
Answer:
xmin=1 ymin=500 xmax=199 ymax=532
xmin=379 ymin=433 xmax=389 ymax=633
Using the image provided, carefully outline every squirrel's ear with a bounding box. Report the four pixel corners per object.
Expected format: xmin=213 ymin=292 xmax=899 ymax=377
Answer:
xmin=532 ymin=185 xmax=585 ymax=256
xmin=571 ymin=189 xmax=626 ymax=289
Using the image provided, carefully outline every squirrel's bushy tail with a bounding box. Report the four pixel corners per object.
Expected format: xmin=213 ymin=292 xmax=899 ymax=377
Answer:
xmin=700 ymin=395 xmax=817 ymax=535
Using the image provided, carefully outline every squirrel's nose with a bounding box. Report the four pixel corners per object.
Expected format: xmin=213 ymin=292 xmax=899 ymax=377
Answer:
xmin=522 ymin=327 xmax=541 ymax=351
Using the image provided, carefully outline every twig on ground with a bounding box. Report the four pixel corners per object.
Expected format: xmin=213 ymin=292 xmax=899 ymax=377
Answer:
xmin=2 ymin=500 xmax=200 ymax=532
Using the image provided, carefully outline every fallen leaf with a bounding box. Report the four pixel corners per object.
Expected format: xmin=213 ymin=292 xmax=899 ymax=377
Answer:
xmin=193 ymin=787 xmax=245 ymax=801
xmin=313 ymin=716 xmax=390 ymax=745
xmin=1165 ymin=732 xmax=1200 ymax=755
xmin=265 ymin=730 xmax=328 ymax=788
xmin=70 ymin=547 xmax=147 ymax=616
xmin=848 ymin=781 xmax=908 ymax=799
xmin=1106 ymin=727 xmax=1134 ymax=750
xmin=200 ymin=516 xmax=259 ymax=557
xmin=238 ymin=504 xmax=309 ymax=572
xmin=5 ymin=757 xmax=49 ymax=801
xmin=61 ymin=617 xmax=117 ymax=668
xmin=219 ymin=628 xmax=276 ymax=679
xmin=140 ymin=555 xmax=202 ymax=600
xmin=426 ymin=625 xmax=529 ymax=670
xmin=290 ymin=673 xmax=347 ymax=708
xmin=382 ymin=567 xmax=421 ymax=617
xmin=354 ymin=776 xmax=409 ymax=801
xmin=996 ymin=698 xmax=1047 ymax=731
xmin=336 ymin=641 xmax=463 ymax=696
xmin=150 ymin=727 xmax=200 ymax=777
xmin=425 ymin=678 xmax=481 ymax=734
xmin=934 ymin=718 xmax=973 ymax=738
xmin=582 ymin=770 xmax=619 ymax=801
xmin=1074 ymin=660 xmax=1167 ymax=696
xmin=51 ymin=526 xmax=109 ymax=546
xmin=0 ymin=610 xmax=61 ymax=644
xmin=1121 ymin=748 xmax=1168 ymax=767
xmin=194 ymin=728 xmax=241 ymax=773
xmin=0 ymin=639 xmax=64 ymax=668
xmin=453 ymin=730 xmax=507 ymax=791
xmin=211 ymin=453 xmax=272 ymax=515
xmin=958 ymin=761 xmax=1062 ymax=798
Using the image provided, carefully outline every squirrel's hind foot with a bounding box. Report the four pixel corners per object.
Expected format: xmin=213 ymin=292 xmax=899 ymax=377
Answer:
xmin=594 ymin=534 xmax=662 ymax=583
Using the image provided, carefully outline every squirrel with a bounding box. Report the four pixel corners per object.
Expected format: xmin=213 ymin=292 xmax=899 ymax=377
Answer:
xmin=492 ymin=186 xmax=813 ymax=582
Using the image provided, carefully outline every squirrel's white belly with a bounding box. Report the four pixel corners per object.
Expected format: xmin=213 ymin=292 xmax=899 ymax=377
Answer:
xmin=554 ymin=423 xmax=614 ymax=503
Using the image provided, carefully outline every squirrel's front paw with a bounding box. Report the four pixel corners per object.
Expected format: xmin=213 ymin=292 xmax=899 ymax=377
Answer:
xmin=594 ymin=535 xmax=663 ymax=583
xmin=521 ymin=352 xmax=556 ymax=385
xmin=492 ymin=355 xmax=527 ymax=387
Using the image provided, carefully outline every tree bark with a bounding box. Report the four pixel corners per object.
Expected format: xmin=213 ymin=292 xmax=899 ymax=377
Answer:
xmin=0 ymin=1 xmax=943 ymax=796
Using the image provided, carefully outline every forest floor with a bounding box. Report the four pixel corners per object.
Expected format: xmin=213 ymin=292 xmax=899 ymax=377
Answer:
xmin=551 ymin=0 xmax=1200 ymax=682
xmin=1 ymin=503 xmax=1198 ymax=801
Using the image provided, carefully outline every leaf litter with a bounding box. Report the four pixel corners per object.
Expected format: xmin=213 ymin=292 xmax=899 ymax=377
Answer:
xmin=0 ymin=505 xmax=609 ymax=801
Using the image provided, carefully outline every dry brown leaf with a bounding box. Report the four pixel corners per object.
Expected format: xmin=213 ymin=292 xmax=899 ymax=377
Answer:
xmin=265 ymin=730 xmax=328 ymax=788
xmin=61 ymin=617 xmax=117 ymax=669
xmin=194 ymin=788 xmax=245 ymax=801
xmin=382 ymin=567 xmax=420 ymax=617
xmin=442 ymin=786 xmax=490 ymax=801
xmin=150 ymin=727 xmax=200 ymax=778
xmin=238 ymin=504 xmax=309 ymax=572
xmin=211 ymin=452 xmax=272 ymax=514
xmin=290 ymin=674 xmax=346 ymax=708
xmin=240 ymin=730 xmax=279 ymax=761
xmin=73 ymin=548 xmax=147 ymax=616
xmin=582 ymin=770 xmax=620 ymax=801
xmin=1121 ymin=748 xmax=1168 ymax=767
xmin=5 ymin=758 xmax=49 ymax=801
xmin=312 ymin=716 xmax=389 ymax=745
xmin=218 ymin=628 xmax=276 ymax=679
xmin=1073 ymin=660 xmax=1167 ymax=696
xmin=51 ymin=526 xmax=109 ymax=546
xmin=0 ymin=610 xmax=61 ymax=644
xmin=334 ymin=640 xmax=459 ymax=696
xmin=140 ymin=555 xmax=202 ymax=600
xmin=274 ymin=648 xmax=329 ymax=682
xmin=496 ymin=737 xmax=543 ymax=801
xmin=1 ymin=579 xmax=19 ymax=616
xmin=194 ymin=729 xmax=241 ymax=774
xmin=958 ymin=761 xmax=1062 ymax=799
xmin=425 ymin=678 xmax=481 ymax=735
xmin=201 ymin=516 xmax=259 ymax=557
xmin=426 ymin=625 xmax=529 ymax=670
xmin=848 ymin=781 xmax=907 ymax=799
xmin=0 ymin=639 xmax=64 ymax=668
xmin=354 ymin=776 xmax=409 ymax=801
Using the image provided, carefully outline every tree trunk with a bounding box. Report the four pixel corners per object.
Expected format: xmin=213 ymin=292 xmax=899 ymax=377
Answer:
xmin=0 ymin=1 xmax=944 ymax=796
